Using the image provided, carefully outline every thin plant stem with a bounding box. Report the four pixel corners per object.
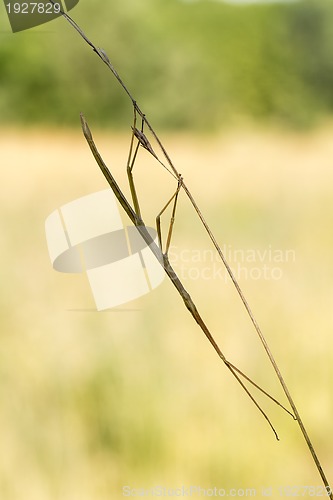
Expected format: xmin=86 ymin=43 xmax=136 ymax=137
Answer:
xmin=50 ymin=1 xmax=332 ymax=493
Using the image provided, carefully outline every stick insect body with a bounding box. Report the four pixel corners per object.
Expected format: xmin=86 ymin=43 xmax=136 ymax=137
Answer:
xmin=81 ymin=111 xmax=294 ymax=442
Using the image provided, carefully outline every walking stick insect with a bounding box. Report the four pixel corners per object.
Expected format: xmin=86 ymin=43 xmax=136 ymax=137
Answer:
xmin=50 ymin=0 xmax=333 ymax=493
xmin=80 ymin=109 xmax=294 ymax=443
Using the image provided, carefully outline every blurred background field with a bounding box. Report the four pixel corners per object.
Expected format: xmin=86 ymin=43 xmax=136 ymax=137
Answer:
xmin=2 ymin=0 xmax=333 ymax=130
xmin=1 ymin=0 xmax=333 ymax=498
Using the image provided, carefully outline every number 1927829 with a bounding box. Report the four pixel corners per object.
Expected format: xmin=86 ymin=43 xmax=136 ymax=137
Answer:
xmin=6 ymin=2 xmax=61 ymax=14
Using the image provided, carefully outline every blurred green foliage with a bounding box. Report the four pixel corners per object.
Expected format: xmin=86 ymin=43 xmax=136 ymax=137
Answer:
xmin=1 ymin=0 xmax=333 ymax=129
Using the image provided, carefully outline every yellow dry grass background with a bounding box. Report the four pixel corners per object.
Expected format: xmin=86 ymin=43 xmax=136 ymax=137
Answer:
xmin=0 ymin=124 xmax=333 ymax=499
